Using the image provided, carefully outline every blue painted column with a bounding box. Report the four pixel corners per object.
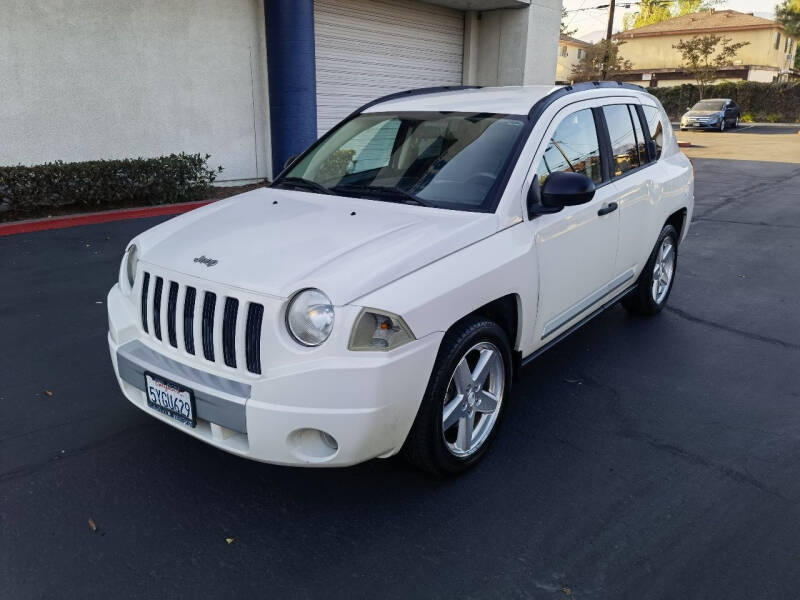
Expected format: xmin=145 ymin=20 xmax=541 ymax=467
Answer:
xmin=264 ymin=0 xmax=318 ymax=177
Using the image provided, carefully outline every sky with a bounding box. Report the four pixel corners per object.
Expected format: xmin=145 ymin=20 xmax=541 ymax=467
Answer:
xmin=561 ymin=0 xmax=779 ymax=42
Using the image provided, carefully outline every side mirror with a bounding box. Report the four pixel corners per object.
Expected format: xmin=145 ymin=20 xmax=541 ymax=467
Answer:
xmin=529 ymin=171 xmax=595 ymax=214
xmin=528 ymin=172 xmax=595 ymax=217
xmin=283 ymin=154 xmax=300 ymax=170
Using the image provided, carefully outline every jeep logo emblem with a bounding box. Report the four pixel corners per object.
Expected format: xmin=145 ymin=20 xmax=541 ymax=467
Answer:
xmin=193 ymin=255 xmax=218 ymax=267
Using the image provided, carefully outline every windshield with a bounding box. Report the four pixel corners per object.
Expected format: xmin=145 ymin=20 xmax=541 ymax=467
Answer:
xmin=691 ymin=100 xmax=725 ymax=111
xmin=275 ymin=111 xmax=528 ymax=212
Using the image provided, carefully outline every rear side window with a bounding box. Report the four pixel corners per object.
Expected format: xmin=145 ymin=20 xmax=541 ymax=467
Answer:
xmin=536 ymin=108 xmax=603 ymax=186
xmin=602 ymin=104 xmax=641 ymax=177
xmin=641 ymin=105 xmax=664 ymax=160
xmin=629 ymin=106 xmax=647 ymax=166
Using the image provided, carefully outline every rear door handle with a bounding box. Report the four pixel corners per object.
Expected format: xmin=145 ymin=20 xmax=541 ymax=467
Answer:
xmin=597 ymin=202 xmax=618 ymax=216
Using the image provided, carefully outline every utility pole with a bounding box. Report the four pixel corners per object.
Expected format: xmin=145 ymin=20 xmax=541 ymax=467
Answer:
xmin=600 ymin=0 xmax=616 ymax=80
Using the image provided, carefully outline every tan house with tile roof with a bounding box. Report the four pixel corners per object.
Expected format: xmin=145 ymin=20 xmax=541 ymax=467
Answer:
xmin=556 ymin=34 xmax=591 ymax=84
xmin=613 ymin=9 xmax=798 ymax=87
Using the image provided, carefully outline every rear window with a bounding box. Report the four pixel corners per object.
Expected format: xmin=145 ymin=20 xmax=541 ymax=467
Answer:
xmin=642 ymin=105 xmax=664 ymax=160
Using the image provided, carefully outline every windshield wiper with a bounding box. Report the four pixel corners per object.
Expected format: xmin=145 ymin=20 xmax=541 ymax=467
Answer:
xmin=333 ymin=184 xmax=431 ymax=207
xmin=273 ymin=177 xmax=334 ymax=195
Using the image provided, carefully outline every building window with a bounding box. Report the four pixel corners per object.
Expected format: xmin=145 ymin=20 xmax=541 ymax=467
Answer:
xmin=775 ymin=32 xmax=781 ymax=50
xmin=577 ymin=49 xmax=584 ymax=59
xmin=560 ymin=45 xmax=568 ymax=57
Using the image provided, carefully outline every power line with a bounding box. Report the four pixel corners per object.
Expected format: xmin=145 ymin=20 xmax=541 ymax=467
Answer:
xmin=564 ymin=2 xmax=641 ymax=13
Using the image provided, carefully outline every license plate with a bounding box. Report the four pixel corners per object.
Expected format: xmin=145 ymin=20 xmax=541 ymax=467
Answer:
xmin=144 ymin=372 xmax=196 ymax=428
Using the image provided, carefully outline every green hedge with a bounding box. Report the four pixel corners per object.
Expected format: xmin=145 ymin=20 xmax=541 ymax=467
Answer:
xmin=648 ymin=82 xmax=800 ymax=122
xmin=0 ymin=153 xmax=222 ymax=218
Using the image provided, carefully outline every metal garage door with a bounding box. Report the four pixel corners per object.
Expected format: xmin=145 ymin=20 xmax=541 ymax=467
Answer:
xmin=314 ymin=0 xmax=464 ymax=136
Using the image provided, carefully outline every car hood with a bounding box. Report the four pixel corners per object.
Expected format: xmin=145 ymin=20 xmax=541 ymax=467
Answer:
xmin=135 ymin=187 xmax=498 ymax=304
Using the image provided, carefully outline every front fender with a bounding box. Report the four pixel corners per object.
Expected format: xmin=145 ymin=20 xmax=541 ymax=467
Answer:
xmin=351 ymin=224 xmax=537 ymax=350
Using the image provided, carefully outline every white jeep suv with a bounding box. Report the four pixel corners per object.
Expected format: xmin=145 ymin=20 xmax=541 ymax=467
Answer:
xmin=107 ymin=83 xmax=693 ymax=475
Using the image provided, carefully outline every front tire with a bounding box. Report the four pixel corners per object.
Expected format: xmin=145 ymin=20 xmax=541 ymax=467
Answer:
xmin=719 ymin=119 xmax=726 ymax=132
xmin=622 ymin=224 xmax=678 ymax=316
xmin=403 ymin=316 xmax=512 ymax=476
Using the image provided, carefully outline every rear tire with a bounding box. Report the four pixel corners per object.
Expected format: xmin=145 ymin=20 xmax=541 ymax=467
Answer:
xmin=622 ymin=224 xmax=678 ymax=316
xmin=403 ymin=316 xmax=512 ymax=476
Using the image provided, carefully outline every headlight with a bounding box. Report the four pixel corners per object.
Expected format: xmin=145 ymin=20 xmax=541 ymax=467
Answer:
xmin=348 ymin=309 xmax=415 ymax=351
xmin=120 ymin=244 xmax=139 ymax=293
xmin=286 ymin=288 xmax=335 ymax=346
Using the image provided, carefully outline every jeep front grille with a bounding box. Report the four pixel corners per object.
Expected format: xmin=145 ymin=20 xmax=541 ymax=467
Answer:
xmin=140 ymin=271 xmax=264 ymax=375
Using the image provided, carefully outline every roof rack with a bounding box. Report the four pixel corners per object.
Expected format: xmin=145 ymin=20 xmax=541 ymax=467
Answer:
xmin=347 ymin=85 xmax=483 ymax=118
xmin=345 ymin=81 xmax=646 ymax=124
xmin=529 ymin=80 xmax=645 ymax=120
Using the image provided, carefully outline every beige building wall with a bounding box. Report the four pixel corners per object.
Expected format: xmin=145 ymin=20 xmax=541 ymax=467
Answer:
xmin=555 ymin=41 xmax=587 ymax=83
xmin=617 ymin=28 xmax=797 ymax=72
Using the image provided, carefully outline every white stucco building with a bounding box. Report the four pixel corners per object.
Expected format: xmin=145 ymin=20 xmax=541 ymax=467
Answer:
xmin=1 ymin=0 xmax=561 ymax=182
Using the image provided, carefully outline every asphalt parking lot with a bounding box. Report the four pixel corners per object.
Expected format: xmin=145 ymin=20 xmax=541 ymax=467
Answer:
xmin=2 ymin=127 xmax=800 ymax=599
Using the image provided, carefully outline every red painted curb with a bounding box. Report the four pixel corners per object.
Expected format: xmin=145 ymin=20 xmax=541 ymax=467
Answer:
xmin=0 ymin=200 xmax=214 ymax=237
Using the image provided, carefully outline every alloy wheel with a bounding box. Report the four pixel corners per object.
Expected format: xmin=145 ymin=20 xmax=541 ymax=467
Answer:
xmin=441 ymin=341 xmax=505 ymax=457
xmin=651 ymin=236 xmax=676 ymax=304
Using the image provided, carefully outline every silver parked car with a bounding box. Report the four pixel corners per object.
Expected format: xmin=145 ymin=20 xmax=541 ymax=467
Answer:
xmin=680 ymin=98 xmax=741 ymax=131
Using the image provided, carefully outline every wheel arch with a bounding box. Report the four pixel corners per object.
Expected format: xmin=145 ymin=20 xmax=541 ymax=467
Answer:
xmin=666 ymin=207 xmax=688 ymax=243
xmin=448 ymin=294 xmax=522 ymax=379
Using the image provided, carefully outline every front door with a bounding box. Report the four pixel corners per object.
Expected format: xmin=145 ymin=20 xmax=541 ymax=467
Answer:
xmin=525 ymin=104 xmax=621 ymax=343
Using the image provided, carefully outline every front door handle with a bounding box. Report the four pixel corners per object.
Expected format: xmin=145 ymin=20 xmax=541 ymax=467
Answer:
xmin=597 ymin=202 xmax=618 ymax=216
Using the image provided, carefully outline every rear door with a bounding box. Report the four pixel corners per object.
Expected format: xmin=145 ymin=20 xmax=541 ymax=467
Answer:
xmin=600 ymin=101 xmax=655 ymax=279
xmin=525 ymin=101 xmax=621 ymax=343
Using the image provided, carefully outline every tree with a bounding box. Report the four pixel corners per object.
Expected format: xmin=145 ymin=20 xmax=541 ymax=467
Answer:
xmin=561 ymin=7 xmax=577 ymax=36
xmin=623 ymin=0 xmax=721 ymax=30
xmin=672 ymin=35 xmax=750 ymax=98
xmin=775 ymin=0 xmax=800 ymax=38
xmin=571 ymin=40 xmax=633 ymax=82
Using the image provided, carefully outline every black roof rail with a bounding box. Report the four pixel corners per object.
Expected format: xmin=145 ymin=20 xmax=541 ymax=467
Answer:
xmin=346 ymin=85 xmax=483 ymax=119
xmin=528 ymin=80 xmax=646 ymax=121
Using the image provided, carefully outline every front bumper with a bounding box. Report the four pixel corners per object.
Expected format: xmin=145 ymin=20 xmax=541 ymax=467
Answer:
xmin=108 ymin=283 xmax=443 ymax=466
xmin=680 ymin=120 xmax=721 ymax=130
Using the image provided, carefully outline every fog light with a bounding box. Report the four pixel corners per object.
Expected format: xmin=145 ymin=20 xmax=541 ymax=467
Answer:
xmin=287 ymin=428 xmax=339 ymax=461
xmin=319 ymin=430 xmax=338 ymax=450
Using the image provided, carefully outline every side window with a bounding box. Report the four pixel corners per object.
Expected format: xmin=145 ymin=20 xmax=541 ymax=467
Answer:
xmin=536 ymin=108 xmax=603 ymax=186
xmin=641 ymin=105 xmax=664 ymax=160
xmin=602 ymin=104 xmax=641 ymax=176
xmin=628 ymin=105 xmax=648 ymax=165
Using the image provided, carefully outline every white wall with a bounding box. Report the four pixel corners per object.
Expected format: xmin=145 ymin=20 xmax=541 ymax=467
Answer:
xmin=748 ymin=68 xmax=778 ymax=83
xmin=0 ymin=0 xmax=270 ymax=182
xmin=463 ymin=0 xmax=560 ymax=86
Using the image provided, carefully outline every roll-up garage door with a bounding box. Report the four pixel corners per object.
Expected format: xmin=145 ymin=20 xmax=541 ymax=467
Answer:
xmin=314 ymin=0 xmax=465 ymax=136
